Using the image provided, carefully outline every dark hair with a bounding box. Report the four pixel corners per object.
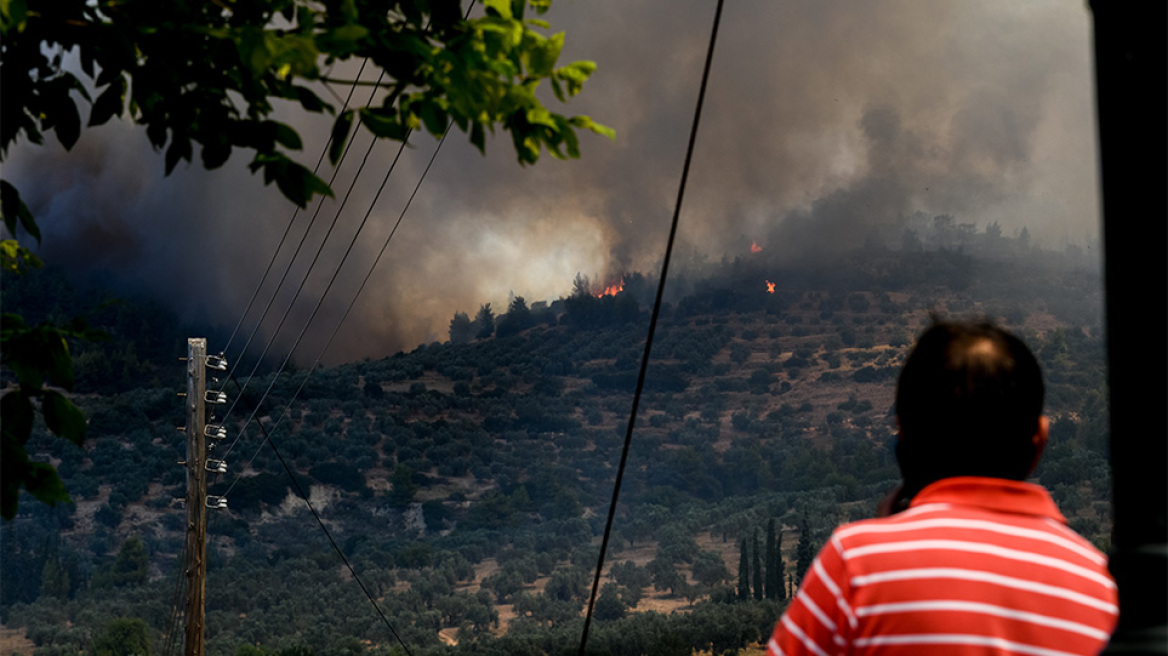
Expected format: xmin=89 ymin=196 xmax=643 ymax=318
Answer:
xmin=895 ymin=320 xmax=1044 ymax=491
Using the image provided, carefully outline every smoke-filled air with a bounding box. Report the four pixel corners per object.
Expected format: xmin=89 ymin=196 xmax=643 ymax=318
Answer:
xmin=2 ymin=0 xmax=1099 ymax=363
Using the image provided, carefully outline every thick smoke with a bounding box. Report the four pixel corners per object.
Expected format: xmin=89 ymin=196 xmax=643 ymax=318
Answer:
xmin=2 ymin=0 xmax=1099 ymax=362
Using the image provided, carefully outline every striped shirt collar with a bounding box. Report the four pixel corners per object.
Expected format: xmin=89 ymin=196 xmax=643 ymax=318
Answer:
xmin=910 ymin=476 xmax=1067 ymax=524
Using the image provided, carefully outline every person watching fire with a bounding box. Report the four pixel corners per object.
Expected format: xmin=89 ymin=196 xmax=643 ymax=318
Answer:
xmin=770 ymin=320 xmax=1118 ymax=655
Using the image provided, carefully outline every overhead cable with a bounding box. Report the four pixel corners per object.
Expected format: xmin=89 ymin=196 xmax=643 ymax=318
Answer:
xmin=223 ymin=122 xmax=454 ymax=499
xmin=577 ymin=0 xmax=726 ymax=653
xmin=216 ymin=69 xmax=388 ymax=403
xmin=219 ymin=59 xmax=371 ymax=359
xmin=217 ymin=0 xmax=473 ymax=457
xmin=226 ymin=370 xmax=415 ymax=656
xmin=218 ymin=127 xmax=414 ymax=460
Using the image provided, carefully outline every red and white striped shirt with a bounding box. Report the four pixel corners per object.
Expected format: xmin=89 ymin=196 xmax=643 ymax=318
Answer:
xmin=770 ymin=477 xmax=1118 ymax=656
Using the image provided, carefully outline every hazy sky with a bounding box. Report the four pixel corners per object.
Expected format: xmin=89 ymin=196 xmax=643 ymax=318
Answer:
xmin=4 ymin=0 xmax=1102 ymax=362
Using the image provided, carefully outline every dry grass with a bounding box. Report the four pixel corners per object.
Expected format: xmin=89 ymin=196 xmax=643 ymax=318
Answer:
xmin=0 ymin=626 xmax=36 ymax=656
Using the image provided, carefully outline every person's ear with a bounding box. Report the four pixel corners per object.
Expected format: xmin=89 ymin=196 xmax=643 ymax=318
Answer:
xmin=1028 ymin=416 xmax=1049 ymax=476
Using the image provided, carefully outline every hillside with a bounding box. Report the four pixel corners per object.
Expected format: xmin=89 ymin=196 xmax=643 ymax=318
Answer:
xmin=0 ymin=243 xmax=1110 ymax=656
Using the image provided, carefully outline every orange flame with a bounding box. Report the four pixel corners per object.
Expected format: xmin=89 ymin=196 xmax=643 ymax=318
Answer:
xmin=765 ymin=280 xmax=776 ymax=294
xmin=751 ymin=241 xmax=763 ymax=253
xmin=596 ymin=278 xmax=625 ymax=298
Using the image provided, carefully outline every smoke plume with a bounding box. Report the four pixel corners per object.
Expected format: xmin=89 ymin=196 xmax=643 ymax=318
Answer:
xmin=2 ymin=0 xmax=1100 ymax=362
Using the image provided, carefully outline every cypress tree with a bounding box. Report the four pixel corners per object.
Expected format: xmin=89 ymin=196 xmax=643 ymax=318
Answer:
xmin=752 ymin=529 xmax=764 ymax=601
xmin=776 ymin=527 xmax=787 ymax=600
xmin=40 ymin=541 xmax=69 ymax=600
xmin=765 ymin=518 xmax=778 ymax=600
xmin=796 ymin=510 xmax=816 ymax=586
xmin=111 ymin=536 xmax=148 ymax=588
xmin=737 ymin=538 xmax=750 ymax=601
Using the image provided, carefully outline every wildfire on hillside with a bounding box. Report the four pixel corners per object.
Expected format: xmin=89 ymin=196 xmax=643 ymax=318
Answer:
xmin=596 ymin=278 xmax=625 ymax=297
xmin=751 ymin=242 xmax=763 ymax=254
xmin=765 ymin=280 xmax=776 ymax=293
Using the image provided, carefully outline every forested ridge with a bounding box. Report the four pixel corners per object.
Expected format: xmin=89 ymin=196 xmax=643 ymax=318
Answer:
xmin=0 ymin=236 xmax=1110 ymax=656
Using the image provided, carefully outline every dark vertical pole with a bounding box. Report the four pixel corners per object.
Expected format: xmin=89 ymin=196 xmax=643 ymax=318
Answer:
xmin=184 ymin=338 xmax=207 ymax=656
xmin=1090 ymin=3 xmax=1168 ymax=653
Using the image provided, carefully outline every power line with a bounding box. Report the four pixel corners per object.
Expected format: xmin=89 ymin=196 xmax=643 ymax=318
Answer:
xmin=217 ymin=69 xmax=388 ymax=396
xmin=219 ymin=14 xmax=436 ymax=389
xmin=217 ymin=0 xmax=476 ymax=458
xmin=219 ymin=58 xmax=371 ymax=358
xmin=212 ymin=97 xmax=389 ymax=422
xmin=223 ymin=122 xmax=454 ymax=500
xmin=225 ymin=370 xmax=415 ymax=656
xmin=217 ymin=117 xmax=451 ymax=656
xmin=160 ymin=541 xmax=188 ymax=656
xmin=217 ymin=128 xmax=414 ymax=460
xmin=577 ymin=0 xmax=726 ymax=653
xmin=183 ymin=10 xmax=470 ymax=655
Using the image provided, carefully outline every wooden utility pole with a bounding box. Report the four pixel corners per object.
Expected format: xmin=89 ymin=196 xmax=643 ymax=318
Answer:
xmin=184 ymin=338 xmax=207 ymax=656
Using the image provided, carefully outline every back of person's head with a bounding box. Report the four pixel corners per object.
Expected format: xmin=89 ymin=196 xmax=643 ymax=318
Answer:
xmin=895 ymin=319 xmax=1045 ymax=491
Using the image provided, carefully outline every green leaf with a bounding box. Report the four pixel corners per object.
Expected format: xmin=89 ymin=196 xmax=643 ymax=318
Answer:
xmin=49 ymin=94 xmax=82 ymax=150
xmin=329 ymin=110 xmax=354 ymax=165
xmin=470 ymin=122 xmax=486 ymax=154
xmin=359 ymin=108 xmax=408 ymax=141
xmin=0 ymin=180 xmax=39 ymax=243
xmin=0 ymin=435 xmax=30 ymax=520
xmin=42 ymin=391 xmax=86 ymax=446
xmin=0 ymin=319 xmax=75 ymax=390
xmin=1 ymin=389 xmax=34 ymax=447
xmin=42 ymin=330 xmax=74 ymax=391
xmin=553 ymin=60 xmax=597 ymax=98
xmin=484 ymin=57 xmax=520 ymax=81
xmin=270 ymin=34 xmax=320 ymax=78
xmin=4 ymin=351 xmax=43 ymax=391
xmin=0 ymin=311 xmax=28 ymax=332
xmin=525 ymin=107 xmax=556 ymax=130
xmin=88 ymin=77 xmax=126 ymax=127
xmin=79 ymin=51 xmax=95 ymax=80
xmin=558 ymin=115 xmax=580 ymax=158
xmin=525 ymin=31 xmax=563 ymax=76
xmin=145 ymin=119 xmax=168 ymax=149
xmin=483 ymin=0 xmax=513 ymax=19
xmin=417 ymin=100 xmax=449 ymax=137
xmin=201 ymin=138 xmax=232 ymax=170
xmin=0 ymin=240 xmax=43 ymax=274
xmin=317 ymin=24 xmax=368 ymax=57
xmin=1 ymin=0 xmax=28 ymax=34
xmin=568 ymin=115 xmax=616 ymax=140
xmin=164 ymin=137 xmax=192 ymax=175
xmin=23 ymin=461 xmax=71 ymax=507
xmin=295 ymin=86 xmax=330 ymax=114
xmin=272 ymin=122 xmax=303 ymax=150
xmin=258 ymin=154 xmax=333 ymax=207
xmin=294 ymin=166 xmax=334 ymax=204
xmin=237 ymin=28 xmax=274 ymax=76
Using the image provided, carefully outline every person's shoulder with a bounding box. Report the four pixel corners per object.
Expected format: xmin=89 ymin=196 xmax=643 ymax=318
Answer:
xmin=830 ymin=500 xmax=1111 ymax=572
xmin=1037 ymin=515 xmax=1112 ymax=567
xmin=828 ymin=502 xmax=963 ymax=548
xmin=825 ymin=513 xmax=898 ymax=548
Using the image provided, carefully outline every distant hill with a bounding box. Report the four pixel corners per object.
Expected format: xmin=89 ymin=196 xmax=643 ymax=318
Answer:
xmin=1 ymin=243 xmax=1109 ymax=656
